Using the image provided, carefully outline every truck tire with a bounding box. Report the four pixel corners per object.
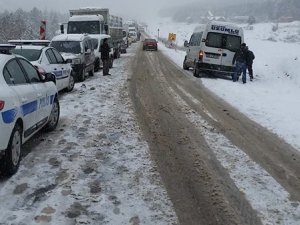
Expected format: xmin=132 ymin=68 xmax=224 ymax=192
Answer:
xmin=94 ymin=58 xmax=100 ymax=72
xmin=79 ymin=68 xmax=86 ymax=82
xmin=89 ymin=66 xmax=95 ymax=76
xmin=0 ymin=123 xmax=22 ymax=176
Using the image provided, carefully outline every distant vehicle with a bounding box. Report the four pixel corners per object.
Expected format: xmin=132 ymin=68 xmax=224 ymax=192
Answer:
xmin=143 ymin=39 xmax=158 ymax=51
xmin=9 ymin=40 xmax=74 ymax=92
xmin=90 ymin=34 xmax=114 ymax=70
xmin=0 ymin=44 xmax=59 ymax=176
xmin=128 ymin=31 xmax=138 ymax=42
xmin=65 ymin=7 xmax=123 ymax=59
xmin=183 ymin=21 xmax=244 ymax=77
xmin=50 ymin=34 xmax=95 ymax=82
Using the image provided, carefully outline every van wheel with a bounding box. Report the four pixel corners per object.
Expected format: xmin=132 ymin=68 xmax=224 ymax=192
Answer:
xmin=94 ymin=58 xmax=100 ymax=72
xmin=89 ymin=66 xmax=94 ymax=76
xmin=0 ymin=124 xmax=22 ymax=176
xmin=193 ymin=65 xmax=201 ymax=78
xmin=79 ymin=68 xmax=86 ymax=82
xmin=183 ymin=57 xmax=189 ymax=70
xmin=66 ymin=73 xmax=75 ymax=92
xmin=45 ymin=98 xmax=60 ymax=132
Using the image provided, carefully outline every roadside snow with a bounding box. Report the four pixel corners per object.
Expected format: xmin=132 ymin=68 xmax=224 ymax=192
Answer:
xmin=147 ymin=18 xmax=300 ymax=225
xmin=0 ymin=44 xmax=177 ymax=225
xmin=147 ymin=18 xmax=300 ymax=151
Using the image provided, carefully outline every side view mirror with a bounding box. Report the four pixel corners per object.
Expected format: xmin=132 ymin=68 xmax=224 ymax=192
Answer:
xmin=184 ymin=40 xmax=189 ymax=47
xmin=65 ymin=59 xmax=72 ymax=64
xmin=43 ymin=73 xmax=56 ymax=84
xmin=85 ymin=49 xmax=91 ymax=55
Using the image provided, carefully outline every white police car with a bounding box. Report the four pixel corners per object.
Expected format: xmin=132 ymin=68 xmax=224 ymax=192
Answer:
xmin=0 ymin=44 xmax=59 ymax=176
xmin=8 ymin=40 xmax=74 ymax=92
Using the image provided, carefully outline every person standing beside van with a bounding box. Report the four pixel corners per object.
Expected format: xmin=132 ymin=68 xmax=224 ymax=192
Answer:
xmin=100 ymin=38 xmax=111 ymax=76
xmin=246 ymin=46 xmax=255 ymax=81
xmin=232 ymin=43 xmax=248 ymax=83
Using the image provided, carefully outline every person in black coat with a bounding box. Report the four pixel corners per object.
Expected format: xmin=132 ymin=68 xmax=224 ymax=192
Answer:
xmin=246 ymin=46 xmax=255 ymax=81
xmin=100 ymin=38 xmax=111 ymax=76
xmin=232 ymin=43 xmax=248 ymax=83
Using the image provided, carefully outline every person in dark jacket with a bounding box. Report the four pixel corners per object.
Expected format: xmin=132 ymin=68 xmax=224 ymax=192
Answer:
xmin=232 ymin=43 xmax=248 ymax=83
xmin=100 ymin=38 xmax=111 ymax=76
xmin=246 ymin=46 xmax=255 ymax=81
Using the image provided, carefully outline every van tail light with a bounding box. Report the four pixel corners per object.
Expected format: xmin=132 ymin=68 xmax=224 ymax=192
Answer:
xmin=199 ymin=50 xmax=204 ymax=61
xmin=0 ymin=101 xmax=5 ymax=111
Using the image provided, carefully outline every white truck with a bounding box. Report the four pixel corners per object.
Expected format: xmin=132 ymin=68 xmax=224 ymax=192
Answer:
xmin=64 ymin=7 xmax=124 ymax=59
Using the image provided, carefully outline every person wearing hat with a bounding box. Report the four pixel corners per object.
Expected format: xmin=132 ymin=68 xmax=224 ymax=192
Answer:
xmin=232 ymin=43 xmax=248 ymax=83
xmin=100 ymin=38 xmax=111 ymax=76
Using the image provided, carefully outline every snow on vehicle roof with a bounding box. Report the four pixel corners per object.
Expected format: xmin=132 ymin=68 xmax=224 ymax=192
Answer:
xmin=88 ymin=34 xmax=111 ymax=40
xmin=69 ymin=14 xmax=104 ymax=21
xmin=14 ymin=45 xmax=45 ymax=50
xmin=8 ymin=40 xmax=50 ymax=46
xmin=51 ymin=34 xmax=90 ymax=42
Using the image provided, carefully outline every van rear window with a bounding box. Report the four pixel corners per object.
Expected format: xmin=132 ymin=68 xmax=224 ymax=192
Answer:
xmin=206 ymin=32 xmax=241 ymax=52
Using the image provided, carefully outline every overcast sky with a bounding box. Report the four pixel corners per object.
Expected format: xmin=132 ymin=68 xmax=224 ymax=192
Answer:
xmin=0 ymin=0 xmax=252 ymax=20
xmin=0 ymin=0 xmax=195 ymax=19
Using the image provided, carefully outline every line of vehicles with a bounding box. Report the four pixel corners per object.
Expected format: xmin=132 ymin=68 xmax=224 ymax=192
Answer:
xmin=0 ymin=7 xmax=143 ymax=176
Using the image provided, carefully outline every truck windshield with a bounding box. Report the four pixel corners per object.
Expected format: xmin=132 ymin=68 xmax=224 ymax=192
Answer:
xmin=50 ymin=41 xmax=81 ymax=54
xmin=68 ymin=21 xmax=100 ymax=34
xmin=12 ymin=49 xmax=42 ymax=61
xmin=206 ymin=32 xmax=241 ymax=52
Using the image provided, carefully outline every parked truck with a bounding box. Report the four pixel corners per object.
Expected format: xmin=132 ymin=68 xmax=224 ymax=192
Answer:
xmin=65 ymin=7 xmax=123 ymax=59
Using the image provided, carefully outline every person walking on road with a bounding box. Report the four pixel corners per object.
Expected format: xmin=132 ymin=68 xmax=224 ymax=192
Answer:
xmin=232 ymin=43 xmax=248 ymax=83
xmin=246 ymin=46 xmax=255 ymax=81
xmin=100 ymin=38 xmax=111 ymax=76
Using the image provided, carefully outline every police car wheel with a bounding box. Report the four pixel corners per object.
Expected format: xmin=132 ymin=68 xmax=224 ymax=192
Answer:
xmin=67 ymin=74 xmax=75 ymax=92
xmin=45 ymin=98 xmax=60 ymax=132
xmin=1 ymin=124 xmax=22 ymax=176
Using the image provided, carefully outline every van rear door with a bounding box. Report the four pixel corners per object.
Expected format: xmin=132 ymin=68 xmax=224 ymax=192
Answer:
xmin=203 ymin=32 xmax=223 ymax=67
xmin=220 ymin=34 xmax=242 ymax=67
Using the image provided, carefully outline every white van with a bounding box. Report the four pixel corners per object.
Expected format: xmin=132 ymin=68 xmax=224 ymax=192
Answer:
xmin=90 ymin=34 xmax=114 ymax=71
xmin=50 ymin=34 xmax=95 ymax=82
xmin=183 ymin=21 xmax=244 ymax=77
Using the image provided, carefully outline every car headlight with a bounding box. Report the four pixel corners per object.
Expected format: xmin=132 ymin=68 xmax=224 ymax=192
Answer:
xmin=72 ymin=58 xmax=81 ymax=64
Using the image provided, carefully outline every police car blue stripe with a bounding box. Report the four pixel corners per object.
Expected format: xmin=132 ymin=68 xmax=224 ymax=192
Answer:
xmin=1 ymin=108 xmax=18 ymax=124
xmin=21 ymin=101 xmax=38 ymax=116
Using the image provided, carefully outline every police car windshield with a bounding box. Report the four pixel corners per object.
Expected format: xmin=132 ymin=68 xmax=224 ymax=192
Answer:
xmin=50 ymin=41 xmax=81 ymax=54
xmin=206 ymin=32 xmax=241 ymax=52
xmin=12 ymin=49 xmax=42 ymax=61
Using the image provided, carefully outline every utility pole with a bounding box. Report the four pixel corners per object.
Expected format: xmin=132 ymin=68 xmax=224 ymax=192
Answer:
xmin=158 ymin=28 xmax=160 ymax=41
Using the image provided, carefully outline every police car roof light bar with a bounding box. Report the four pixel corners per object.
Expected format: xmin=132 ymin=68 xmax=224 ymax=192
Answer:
xmin=0 ymin=44 xmax=16 ymax=54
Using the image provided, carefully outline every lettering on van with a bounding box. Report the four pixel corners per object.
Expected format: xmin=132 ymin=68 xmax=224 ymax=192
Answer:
xmin=211 ymin=25 xmax=239 ymax=35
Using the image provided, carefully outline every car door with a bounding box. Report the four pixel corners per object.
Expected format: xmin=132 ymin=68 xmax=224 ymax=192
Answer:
xmin=45 ymin=48 xmax=63 ymax=91
xmin=3 ymin=59 xmax=38 ymax=139
xmin=52 ymin=48 xmax=71 ymax=90
xmin=18 ymin=58 xmax=52 ymax=127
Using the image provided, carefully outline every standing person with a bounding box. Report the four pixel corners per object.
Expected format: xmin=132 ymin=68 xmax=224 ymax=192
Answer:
xmin=100 ymin=38 xmax=111 ymax=76
xmin=232 ymin=43 xmax=248 ymax=83
xmin=246 ymin=46 xmax=255 ymax=81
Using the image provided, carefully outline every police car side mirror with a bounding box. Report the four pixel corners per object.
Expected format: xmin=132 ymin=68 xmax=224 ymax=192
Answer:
xmin=184 ymin=40 xmax=189 ymax=47
xmin=44 ymin=73 xmax=56 ymax=84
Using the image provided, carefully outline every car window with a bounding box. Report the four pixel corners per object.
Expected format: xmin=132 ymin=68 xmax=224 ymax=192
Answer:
xmin=4 ymin=59 xmax=28 ymax=85
xmin=19 ymin=58 xmax=41 ymax=83
xmin=11 ymin=49 xmax=42 ymax=61
xmin=46 ymin=48 xmax=57 ymax=64
xmin=51 ymin=48 xmax=64 ymax=63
